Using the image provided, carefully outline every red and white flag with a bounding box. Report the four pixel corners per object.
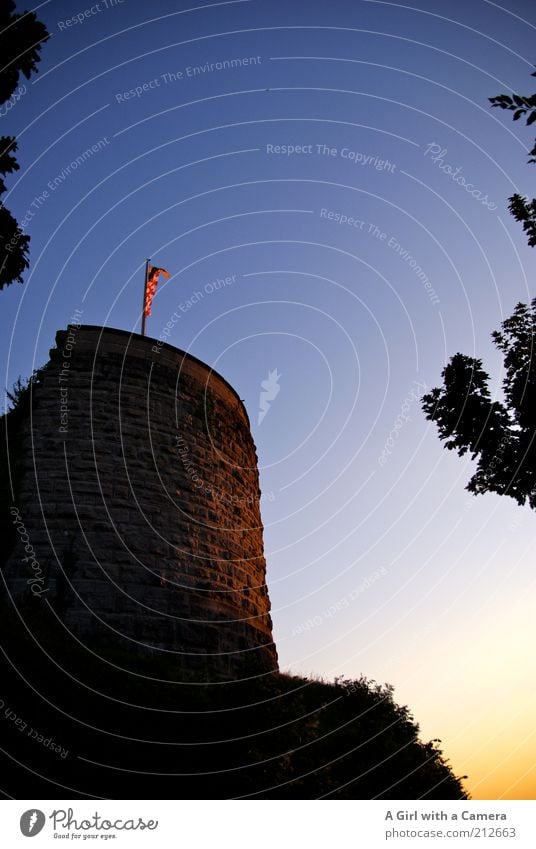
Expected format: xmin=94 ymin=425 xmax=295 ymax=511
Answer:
xmin=144 ymin=266 xmax=170 ymax=317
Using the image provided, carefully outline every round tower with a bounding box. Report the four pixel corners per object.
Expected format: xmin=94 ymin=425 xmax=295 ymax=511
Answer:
xmin=3 ymin=325 xmax=278 ymax=681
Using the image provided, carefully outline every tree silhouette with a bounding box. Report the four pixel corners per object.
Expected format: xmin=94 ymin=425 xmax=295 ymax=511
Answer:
xmin=0 ymin=1 xmax=49 ymax=103
xmin=490 ymin=69 xmax=536 ymax=247
xmin=422 ymin=300 xmax=536 ymax=509
xmin=0 ymin=1 xmax=49 ymax=290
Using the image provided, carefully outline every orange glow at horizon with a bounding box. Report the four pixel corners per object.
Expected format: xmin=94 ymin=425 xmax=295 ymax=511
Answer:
xmin=352 ymin=591 xmax=536 ymax=800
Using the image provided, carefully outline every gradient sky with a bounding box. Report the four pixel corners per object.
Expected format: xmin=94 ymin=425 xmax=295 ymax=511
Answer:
xmin=2 ymin=0 xmax=536 ymax=800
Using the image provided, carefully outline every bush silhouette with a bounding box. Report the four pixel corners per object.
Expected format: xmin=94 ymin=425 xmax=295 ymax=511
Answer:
xmin=0 ymin=600 xmax=467 ymax=799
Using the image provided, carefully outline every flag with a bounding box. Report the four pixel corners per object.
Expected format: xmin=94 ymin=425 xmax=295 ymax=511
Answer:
xmin=144 ymin=266 xmax=170 ymax=317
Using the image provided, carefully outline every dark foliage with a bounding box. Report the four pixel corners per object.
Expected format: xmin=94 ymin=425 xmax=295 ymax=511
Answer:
xmin=0 ymin=202 xmax=30 ymax=288
xmin=0 ymin=1 xmax=49 ymax=104
xmin=0 ymin=137 xmax=29 ymax=288
xmin=0 ymin=136 xmax=19 ymax=195
xmin=508 ymin=194 xmax=536 ymax=248
xmin=0 ymin=3 xmax=49 ymax=289
xmin=0 ymin=600 xmax=468 ymax=800
xmin=422 ymin=300 xmax=536 ymax=508
xmin=490 ymin=69 xmax=536 ymax=247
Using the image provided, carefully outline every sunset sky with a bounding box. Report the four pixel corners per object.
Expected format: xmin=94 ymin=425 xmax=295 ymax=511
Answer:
xmin=2 ymin=0 xmax=536 ymax=799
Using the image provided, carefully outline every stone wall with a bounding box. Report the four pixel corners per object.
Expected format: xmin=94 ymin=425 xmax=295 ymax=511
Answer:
xmin=3 ymin=325 xmax=278 ymax=681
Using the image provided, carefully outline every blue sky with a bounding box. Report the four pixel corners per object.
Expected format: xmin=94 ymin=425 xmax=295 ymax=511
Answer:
xmin=2 ymin=0 xmax=536 ymax=798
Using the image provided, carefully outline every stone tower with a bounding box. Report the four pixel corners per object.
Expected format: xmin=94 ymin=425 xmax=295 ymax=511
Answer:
xmin=3 ymin=325 xmax=278 ymax=681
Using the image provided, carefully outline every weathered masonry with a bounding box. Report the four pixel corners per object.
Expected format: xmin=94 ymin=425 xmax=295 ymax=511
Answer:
xmin=2 ymin=325 xmax=278 ymax=681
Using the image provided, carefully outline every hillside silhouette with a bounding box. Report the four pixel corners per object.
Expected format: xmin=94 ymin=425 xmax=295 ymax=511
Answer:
xmin=0 ymin=594 xmax=467 ymax=800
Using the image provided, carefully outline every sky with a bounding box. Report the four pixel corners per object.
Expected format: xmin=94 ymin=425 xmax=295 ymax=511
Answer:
xmin=2 ymin=0 xmax=536 ymax=800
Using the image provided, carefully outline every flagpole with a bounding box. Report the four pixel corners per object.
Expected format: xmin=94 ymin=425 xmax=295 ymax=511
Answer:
xmin=141 ymin=258 xmax=150 ymax=336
